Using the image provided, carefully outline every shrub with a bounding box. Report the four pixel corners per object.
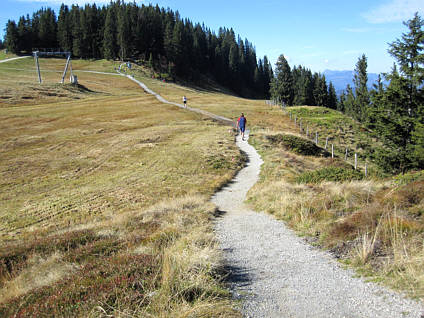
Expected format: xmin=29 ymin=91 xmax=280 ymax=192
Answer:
xmin=0 ymin=254 xmax=158 ymax=317
xmin=266 ymin=134 xmax=330 ymax=157
xmin=393 ymin=170 xmax=424 ymax=186
xmin=296 ymin=167 xmax=364 ymax=184
xmin=0 ymin=230 xmax=98 ymax=283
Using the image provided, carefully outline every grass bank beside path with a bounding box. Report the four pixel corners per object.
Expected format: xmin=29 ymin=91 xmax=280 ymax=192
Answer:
xmin=0 ymin=59 xmax=242 ymax=316
xmin=118 ymin=64 xmax=424 ymax=301
xmin=246 ymin=128 xmax=424 ymax=301
xmin=284 ymin=106 xmax=384 ymax=173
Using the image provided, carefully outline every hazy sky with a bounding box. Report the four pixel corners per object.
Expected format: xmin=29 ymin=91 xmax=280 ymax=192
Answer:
xmin=1 ymin=0 xmax=423 ymax=73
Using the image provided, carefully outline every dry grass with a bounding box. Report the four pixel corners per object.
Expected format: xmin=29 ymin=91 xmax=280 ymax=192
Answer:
xmin=0 ymin=58 xmax=137 ymax=106
xmin=0 ymin=90 xmax=241 ymax=240
xmin=0 ymin=252 xmax=78 ymax=303
xmin=0 ymin=58 xmax=242 ymax=316
xmin=247 ymin=128 xmax=424 ymax=300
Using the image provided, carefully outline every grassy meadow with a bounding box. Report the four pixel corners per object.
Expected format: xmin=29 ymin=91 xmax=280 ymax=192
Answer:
xmin=0 ymin=58 xmax=242 ymax=317
xmin=1 ymin=57 xmax=423 ymax=317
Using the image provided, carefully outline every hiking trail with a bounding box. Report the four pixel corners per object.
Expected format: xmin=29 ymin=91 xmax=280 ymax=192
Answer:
xmin=111 ymin=70 xmax=424 ymax=317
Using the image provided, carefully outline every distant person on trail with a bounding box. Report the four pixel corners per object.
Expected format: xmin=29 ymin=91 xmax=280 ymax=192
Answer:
xmin=237 ymin=113 xmax=247 ymax=140
xmin=183 ymin=95 xmax=187 ymax=107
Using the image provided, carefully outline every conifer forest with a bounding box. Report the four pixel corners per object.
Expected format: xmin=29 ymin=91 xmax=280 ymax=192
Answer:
xmin=3 ymin=2 xmax=273 ymax=98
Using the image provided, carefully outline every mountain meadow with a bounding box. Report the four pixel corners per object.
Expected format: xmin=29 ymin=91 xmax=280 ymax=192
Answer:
xmin=1 ymin=2 xmax=424 ymax=316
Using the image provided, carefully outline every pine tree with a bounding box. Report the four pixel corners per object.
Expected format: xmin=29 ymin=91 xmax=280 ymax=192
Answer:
xmin=228 ymin=43 xmax=240 ymax=92
xmin=353 ymin=54 xmax=370 ymax=122
xmin=171 ymin=20 xmax=184 ymax=75
xmin=57 ymin=4 xmax=72 ymax=52
xmin=368 ymin=74 xmax=385 ymax=129
xmin=373 ymin=66 xmax=414 ymax=172
xmin=71 ymin=6 xmax=83 ymax=57
xmin=411 ymin=118 xmax=424 ymax=168
xmin=37 ymin=8 xmax=57 ymax=48
xmin=327 ymin=82 xmax=338 ymax=109
xmin=262 ymin=55 xmax=273 ymax=98
xmin=373 ymin=13 xmax=424 ymax=172
xmin=17 ymin=15 xmax=32 ymax=53
xmin=4 ymin=20 xmax=19 ymax=53
xmin=103 ymin=5 xmax=118 ymax=60
xmin=344 ymin=84 xmax=355 ymax=115
xmin=388 ymin=12 xmax=424 ymax=109
xmin=117 ymin=3 xmax=130 ymax=60
xmin=338 ymin=91 xmax=346 ymax=112
xmin=313 ymin=74 xmax=328 ymax=106
xmin=271 ymin=54 xmax=294 ymax=105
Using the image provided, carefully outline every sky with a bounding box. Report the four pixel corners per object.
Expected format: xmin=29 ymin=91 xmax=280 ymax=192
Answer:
xmin=1 ymin=0 xmax=423 ymax=73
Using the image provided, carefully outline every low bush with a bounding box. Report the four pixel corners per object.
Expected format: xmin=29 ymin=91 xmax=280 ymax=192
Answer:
xmin=296 ymin=166 xmax=364 ymax=184
xmin=266 ymin=134 xmax=329 ymax=157
xmin=0 ymin=254 xmax=158 ymax=317
xmin=393 ymin=170 xmax=424 ymax=186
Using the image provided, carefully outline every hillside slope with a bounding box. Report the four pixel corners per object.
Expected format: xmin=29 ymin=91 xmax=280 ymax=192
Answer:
xmin=0 ymin=58 xmax=242 ymax=317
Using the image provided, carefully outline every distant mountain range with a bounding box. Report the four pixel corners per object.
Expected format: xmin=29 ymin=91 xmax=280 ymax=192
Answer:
xmin=323 ymin=70 xmax=386 ymax=95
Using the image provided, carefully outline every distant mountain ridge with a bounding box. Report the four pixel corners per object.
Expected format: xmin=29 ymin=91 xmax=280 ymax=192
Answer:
xmin=323 ymin=69 xmax=385 ymax=94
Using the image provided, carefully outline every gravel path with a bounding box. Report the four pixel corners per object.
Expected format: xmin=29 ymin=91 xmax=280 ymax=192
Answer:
xmin=213 ymin=132 xmax=424 ymax=318
xmin=0 ymin=56 xmax=30 ymax=64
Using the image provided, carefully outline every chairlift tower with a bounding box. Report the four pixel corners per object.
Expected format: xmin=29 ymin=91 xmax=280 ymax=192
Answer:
xmin=33 ymin=50 xmax=75 ymax=84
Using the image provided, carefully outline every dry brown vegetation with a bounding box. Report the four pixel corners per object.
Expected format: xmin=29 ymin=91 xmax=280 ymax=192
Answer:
xmin=247 ymin=130 xmax=424 ymax=300
xmin=0 ymin=58 xmax=242 ymax=316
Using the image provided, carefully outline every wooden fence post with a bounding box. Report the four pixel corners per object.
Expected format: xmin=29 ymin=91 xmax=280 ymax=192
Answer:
xmin=315 ymin=132 xmax=318 ymax=145
xmin=331 ymin=144 xmax=334 ymax=158
xmin=306 ymin=126 xmax=309 ymax=137
xmin=345 ymin=148 xmax=348 ymax=161
xmin=325 ymin=136 xmax=328 ymax=149
xmin=354 ymin=153 xmax=357 ymax=170
xmin=294 ymin=115 xmax=297 ymax=125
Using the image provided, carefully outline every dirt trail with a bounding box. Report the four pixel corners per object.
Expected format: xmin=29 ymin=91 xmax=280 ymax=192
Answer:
xmin=213 ymin=133 xmax=424 ymax=318
xmin=108 ymin=72 xmax=424 ymax=317
xmin=0 ymin=56 xmax=30 ymax=63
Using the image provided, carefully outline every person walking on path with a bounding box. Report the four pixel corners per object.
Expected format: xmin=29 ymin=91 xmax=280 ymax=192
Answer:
xmin=237 ymin=113 xmax=247 ymax=140
xmin=183 ymin=95 xmax=187 ymax=108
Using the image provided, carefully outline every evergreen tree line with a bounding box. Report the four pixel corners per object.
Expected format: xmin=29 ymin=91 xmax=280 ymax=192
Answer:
xmin=270 ymin=54 xmax=337 ymax=108
xmin=337 ymin=13 xmax=424 ymax=173
xmin=270 ymin=13 xmax=423 ymax=173
xmin=3 ymin=2 xmax=273 ymax=98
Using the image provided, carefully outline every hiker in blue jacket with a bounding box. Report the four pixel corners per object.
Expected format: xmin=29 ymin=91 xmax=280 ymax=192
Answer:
xmin=237 ymin=113 xmax=247 ymax=140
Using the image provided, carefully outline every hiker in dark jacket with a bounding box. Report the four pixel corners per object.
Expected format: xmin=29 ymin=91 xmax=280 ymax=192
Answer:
xmin=237 ymin=113 xmax=247 ymax=140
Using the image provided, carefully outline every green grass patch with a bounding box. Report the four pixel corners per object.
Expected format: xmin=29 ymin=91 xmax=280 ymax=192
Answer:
xmin=296 ymin=166 xmax=364 ymax=183
xmin=266 ymin=133 xmax=330 ymax=157
xmin=286 ymin=106 xmax=384 ymax=173
xmin=393 ymin=170 xmax=424 ymax=186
